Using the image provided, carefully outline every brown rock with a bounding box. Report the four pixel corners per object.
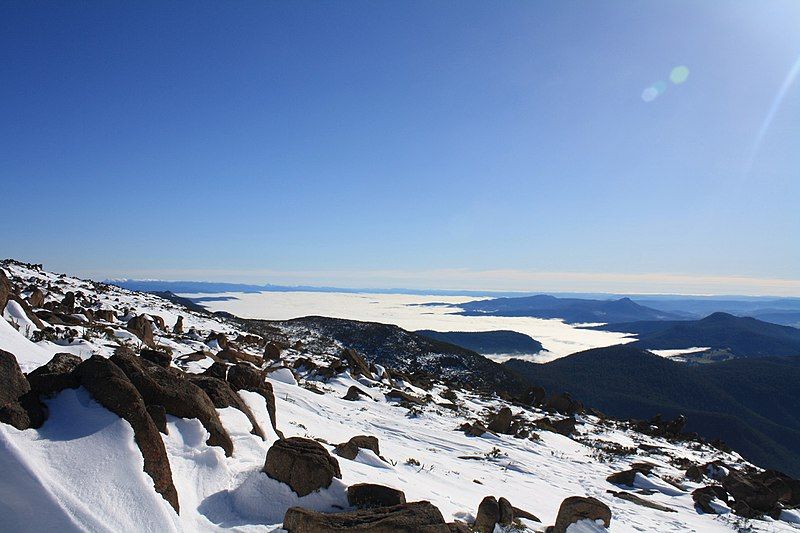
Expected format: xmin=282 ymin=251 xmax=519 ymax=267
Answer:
xmin=343 ymin=385 xmax=369 ymax=401
xmin=173 ymin=316 xmax=184 ymax=334
xmin=264 ymin=341 xmax=282 ymax=360
xmin=188 ymin=375 xmax=265 ymax=439
xmin=226 ymin=363 xmax=281 ymax=437
xmin=127 ymin=314 xmax=155 ymax=347
xmin=498 ymin=497 xmax=514 ymax=526
xmin=111 ymin=349 xmax=233 ymax=456
xmin=474 ymin=496 xmax=500 ymax=533
xmin=27 ymin=287 xmax=45 ymax=308
xmin=487 ymin=407 xmax=513 ymax=434
xmin=26 ymin=352 xmax=81 ymax=395
xmin=263 ymin=437 xmax=341 ymax=496
xmin=283 ymin=501 xmax=449 ymax=533
xmin=76 ymin=355 xmax=179 ymax=512
xmin=146 ymin=404 xmax=168 ymax=434
xmin=348 ymin=483 xmax=406 ymax=508
xmin=335 ymin=435 xmax=380 ymax=460
xmin=140 ymin=349 xmax=172 ymax=367
xmin=342 ymin=348 xmax=373 ymax=379
xmin=94 ymin=309 xmax=116 ymax=322
xmin=553 ymin=496 xmax=611 ymax=532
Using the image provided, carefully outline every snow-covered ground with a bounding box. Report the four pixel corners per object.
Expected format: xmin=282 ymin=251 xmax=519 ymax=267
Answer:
xmin=179 ymin=290 xmax=634 ymax=361
xmin=1 ymin=261 xmax=798 ymax=532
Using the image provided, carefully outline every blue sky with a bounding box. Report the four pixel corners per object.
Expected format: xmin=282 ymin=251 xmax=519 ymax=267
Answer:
xmin=2 ymin=2 xmax=799 ymax=295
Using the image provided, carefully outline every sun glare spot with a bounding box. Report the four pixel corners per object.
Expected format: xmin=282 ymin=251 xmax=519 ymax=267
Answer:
xmin=670 ymin=65 xmax=690 ymax=84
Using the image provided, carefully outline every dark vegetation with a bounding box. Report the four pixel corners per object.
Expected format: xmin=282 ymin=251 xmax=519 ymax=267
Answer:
xmin=505 ymin=345 xmax=800 ymax=476
xmin=414 ymin=330 xmax=543 ymax=355
xmin=590 ymin=312 xmax=800 ymax=358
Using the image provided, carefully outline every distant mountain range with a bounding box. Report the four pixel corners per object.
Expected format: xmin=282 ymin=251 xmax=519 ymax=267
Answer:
xmin=591 ymin=312 xmax=800 ymax=359
xmin=505 ymin=345 xmax=800 ymax=477
xmin=414 ymin=330 xmax=543 ymax=355
xmin=454 ymin=295 xmax=684 ymax=324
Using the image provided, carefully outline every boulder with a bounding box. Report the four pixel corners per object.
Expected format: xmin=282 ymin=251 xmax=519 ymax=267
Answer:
xmin=552 ymin=496 xmax=611 ymax=533
xmin=203 ymin=361 xmax=228 ymax=380
xmin=62 ymin=291 xmax=76 ymax=313
xmin=263 ymin=437 xmax=341 ymax=497
xmin=26 ymin=352 xmax=81 ymax=395
xmin=552 ymin=417 xmax=576 ymax=436
xmin=188 ymin=375 xmax=265 ymax=439
xmin=335 ymin=435 xmax=380 ymax=460
xmin=94 ymin=309 xmax=116 ymax=322
xmin=206 ymin=332 xmax=228 ymax=349
xmin=692 ymin=486 xmax=728 ymax=514
xmin=127 ymin=314 xmax=155 ymax=347
xmin=342 ymin=348 xmax=373 ymax=379
xmin=110 ymin=349 xmax=233 ymax=456
xmin=27 ymin=287 xmax=45 ymax=308
xmin=723 ymin=471 xmax=781 ymax=518
xmin=173 ymin=316 xmax=184 ymax=334
xmin=460 ymin=421 xmax=487 ymax=437
xmin=264 ymin=341 xmax=282 ymax=360
xmin=386 ymin=389 xmax=425 ymax=405
xmin=140 ymin=349 xmax=172 ymax=367
xmin=343 ymin=385 xmax=369 ymax=401
xmin=498 ymin=497 xmax=514 ymax=526
xmin=75 ymin=355 xmax=179 ymax=512
xmin=487 ymin=407 xmax=513 ymax=434
xmin=348 ymin=483 xmax=407 ymax=508
xmin=0 ymin=268 xmax=11 ymax=309
xmin=607 ymin=463 xmax=653 ymax=486
xmin=226 ymin=363 xmax=280 ymax=437
xmin=0 ymin=349 xmax=36 ymax=430
xmin=217 ymin=347 xmax=263 ymax=366
xmin=283 ymin=501 xmax=449 ymax=533
xmin=474 ymin=496 xmax=500 ymax=533
xmin=512 ymin=506 xmax=540 ymax=523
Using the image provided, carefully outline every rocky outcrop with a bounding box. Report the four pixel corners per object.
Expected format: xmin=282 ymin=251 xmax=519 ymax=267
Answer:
xmin=75 ymin=355 xmax=179 ymax=512
xmin=347 ymin=483 xmax=406 ymax=508
xmin=546 ymin=393 xmax=583 ymax=416
xmin=552 ymin=496 xmax=611 ymax=532
xmin=342 ymin=348 xmax=373 ymax=379
xmin=110 ymin=349 xmax=233 ymax=456
xmin=334 ymin=435 xmax=380 ymax=460
xmin=692 ymin=486 xmax=728 ymax=514
xmin=140 ymin=349 xmax=172 ymax=368
xmin=26 ymin=352 xmax=81 ymax=395
xmin=188 ymin=375 xmax=265 ymax=439
xmin=283 ymin=501 xmax=449 ymax=533
xmin=226 ymin=363 xmax=280 ymax=437
xmin=263 ymin=437 xmax=341 ymax=496
xmin=487 ymin=407 xmax=513 ymax=434
xmin=474 ymin=496 xmax=500 ymax=533
xmin=723 ymin=470 xmax=782 ymax=518
xmin=343 ymin=385 xmax=370 ymax=401
xmin=0 ymin=349 xmax=36 ymax=429
xmin=127 ymin=314 xmax=155 ymax=347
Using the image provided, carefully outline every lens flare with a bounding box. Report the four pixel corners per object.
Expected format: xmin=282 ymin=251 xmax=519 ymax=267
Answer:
xmin=670 ymin=66 xmax=690 ymax=84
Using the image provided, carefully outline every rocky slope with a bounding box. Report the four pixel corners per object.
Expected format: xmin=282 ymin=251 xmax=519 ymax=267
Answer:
xmin=1 ymin=259 xmax=799 ymax=532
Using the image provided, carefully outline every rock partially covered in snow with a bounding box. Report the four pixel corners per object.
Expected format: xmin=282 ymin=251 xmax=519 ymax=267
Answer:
xmin=75 ymin=355 xmax=179 ymax=512
xmin=263 ymin=437 xmax=341 ymax=497
xmin=283 ymin=500 xmax=449 ymax=533
xmin=552 ymin=496 xmax=611 ymax=532
xmin=347 ymin=483 xmax=406 ymax=508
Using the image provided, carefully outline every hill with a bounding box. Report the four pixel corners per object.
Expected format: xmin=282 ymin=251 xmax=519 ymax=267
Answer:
xmin=591 ymin=312 xmax=800 ymax=358
xmin=456 ymin=295 xmax=683 ymax=324
xmin=273 ymin=316 xmax=531 ymax=394
xmin=505 ymin=345 xmax=800 ymax=476
xmin=414 ymin=330 xmax=544 ymax=355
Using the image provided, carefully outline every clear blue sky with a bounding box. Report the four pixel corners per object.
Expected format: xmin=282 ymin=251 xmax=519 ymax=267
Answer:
xmin=2 ymin=1 xmax=799 ymax=294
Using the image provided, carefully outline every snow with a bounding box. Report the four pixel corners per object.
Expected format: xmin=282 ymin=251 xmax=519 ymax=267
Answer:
xmin=3 ymin=299 xmax=39 ymax=336
xmin=179 ymin=290 xmax=635 ymax=360
xmin=1 ymin=261 xmax=797 ymax=532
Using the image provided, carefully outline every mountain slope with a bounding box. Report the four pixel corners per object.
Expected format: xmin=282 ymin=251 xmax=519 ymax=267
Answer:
xmin=591 ymin=312 xmax=800 ymax=358
xmin=505 ymin=345 xmax=800 ymax=476
xmin=272 ymin=316 xmax=531 ymax=394
xmin=456 ymin=295 xmax=683 ymax=324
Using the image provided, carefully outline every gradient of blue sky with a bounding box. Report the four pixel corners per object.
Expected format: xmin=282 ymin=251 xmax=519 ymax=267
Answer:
xmin=2 ymin=1 xmax=799 ymax=294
